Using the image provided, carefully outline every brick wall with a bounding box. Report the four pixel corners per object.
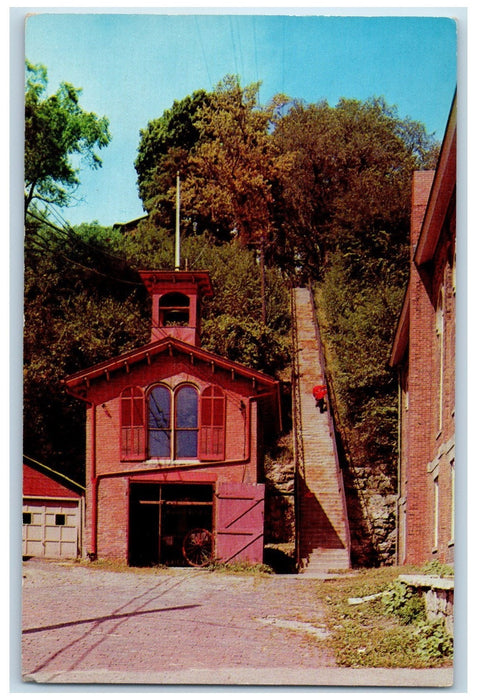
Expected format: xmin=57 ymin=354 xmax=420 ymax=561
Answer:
xmin=82 ymin=359 xmax=264 ymax=562
xmin=399 ymin=169 xmax=456 ymax=566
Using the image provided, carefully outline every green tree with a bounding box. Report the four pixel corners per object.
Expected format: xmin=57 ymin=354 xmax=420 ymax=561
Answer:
xmin=24 ymin=61 xmax=111 ymax=218
xmin=182 ymin=76 xmax=290 ymax=321
xmin=23 ymin=217 xmax=149 ymax=481
xmin=134 ymin=89 xmax=210 ymax=231
xmin=272 ymin=97 xmax=439 ymax=277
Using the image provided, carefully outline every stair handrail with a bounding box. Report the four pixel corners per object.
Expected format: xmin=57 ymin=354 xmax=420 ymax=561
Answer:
xmin=290 ymin=285 xmax=306 ymax=567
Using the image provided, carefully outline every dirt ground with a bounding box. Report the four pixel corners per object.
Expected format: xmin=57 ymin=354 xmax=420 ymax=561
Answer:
xmin=19 ymin=558 xmax=454 ymax=687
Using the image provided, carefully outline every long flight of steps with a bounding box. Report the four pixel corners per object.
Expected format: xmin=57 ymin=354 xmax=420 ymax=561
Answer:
xmin=292 ymin=287 xmax=351 ymax=575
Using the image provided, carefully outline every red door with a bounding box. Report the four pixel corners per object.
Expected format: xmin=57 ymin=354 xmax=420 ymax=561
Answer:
xmin=215 ymin=482 xmax=265 ymax=564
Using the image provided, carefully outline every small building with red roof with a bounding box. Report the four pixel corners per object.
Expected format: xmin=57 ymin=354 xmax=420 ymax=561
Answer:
xmin=23 ymin=456 xmax=85 ymax=559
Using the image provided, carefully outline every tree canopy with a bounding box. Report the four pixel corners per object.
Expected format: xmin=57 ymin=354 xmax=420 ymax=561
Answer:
xmin=24 ymin=61 xmax=111 ymax=218
xmin=271 ymin=96 xmax=440 ymax=278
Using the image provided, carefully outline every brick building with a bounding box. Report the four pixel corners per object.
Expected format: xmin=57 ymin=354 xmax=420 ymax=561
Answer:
xmin=65 ymin=270 xmax=281 ymax=566
xmin=390 ymin=95 xmax=456 ymax=565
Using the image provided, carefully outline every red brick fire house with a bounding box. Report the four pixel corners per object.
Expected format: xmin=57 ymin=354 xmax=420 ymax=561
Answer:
xmin=65 ymin=270 xmax=281 ymax=567
xmin=390 ymin=95 xmax=456 ymax=566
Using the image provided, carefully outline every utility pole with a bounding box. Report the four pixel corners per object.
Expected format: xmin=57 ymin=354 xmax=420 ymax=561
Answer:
xmin=175 ymin=172 xmax=181 ymax=271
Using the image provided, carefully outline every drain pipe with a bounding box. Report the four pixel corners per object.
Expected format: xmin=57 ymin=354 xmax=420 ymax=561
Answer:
xmin=89 ymin=400 xmax=98 ymax=561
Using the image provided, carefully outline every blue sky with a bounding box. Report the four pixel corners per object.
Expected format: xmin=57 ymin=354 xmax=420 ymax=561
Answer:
xmin=24 ymin=10 xmax=458 ymax=228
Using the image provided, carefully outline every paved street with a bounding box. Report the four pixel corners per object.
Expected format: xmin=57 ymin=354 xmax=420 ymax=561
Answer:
xmin=20 ymin=558 xmax=453 ymax=687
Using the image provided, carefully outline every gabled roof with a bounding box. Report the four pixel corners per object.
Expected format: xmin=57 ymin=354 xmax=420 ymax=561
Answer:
xmin=64 ymin=335 xmax=280 ymax=398
xmin=23 ymin=455 xmax=85 ymax=496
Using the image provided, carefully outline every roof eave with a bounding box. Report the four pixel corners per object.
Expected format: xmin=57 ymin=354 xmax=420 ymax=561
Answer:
xmin=64 ymin=337 xmax=280 ymax=395
xmin=414 ymin=94 xmax=457 ymax=266
xmin=389 ymin=287 xmax=410 ymax=368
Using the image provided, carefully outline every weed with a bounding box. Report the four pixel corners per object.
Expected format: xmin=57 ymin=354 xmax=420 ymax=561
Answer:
xmin=413 ymin=619 xmax=453 ymax=661
xmin=313 ymin=567 xmax=452 ymax=668
xmin=422 ymin=560 xmax=454 ymax=578
xmin=382 ymin=580 xmax=426 ymax=624
xmin=206 ymin=560 xmax=273 ymax=576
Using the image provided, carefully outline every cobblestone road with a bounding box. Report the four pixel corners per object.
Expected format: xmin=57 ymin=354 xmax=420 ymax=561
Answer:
xmin=20 ymin=558 xmax=453 ymax=687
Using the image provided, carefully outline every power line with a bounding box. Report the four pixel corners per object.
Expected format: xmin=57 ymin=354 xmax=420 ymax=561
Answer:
xmin=41 ymin=203 xmax=132 ymax=266
xmin=228 ymin=17 xmax=240 ymax=78
xmin=194 ymin=16 xmax=212 ymax=90
xmin=26 ymin=211 xmax=141 ymax=287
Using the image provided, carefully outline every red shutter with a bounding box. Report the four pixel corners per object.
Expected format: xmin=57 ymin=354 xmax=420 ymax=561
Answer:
xmin=120 ymin=387 xmax=146 ymax=461
xmin=215 ymin=482 xmax=265 ymax=564
xmin=199 ymin=386 xmax=225 ymax=460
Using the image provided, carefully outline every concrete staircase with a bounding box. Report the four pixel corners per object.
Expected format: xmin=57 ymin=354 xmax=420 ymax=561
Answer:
xmin=292 ymin=287 xmax=351 ymax=574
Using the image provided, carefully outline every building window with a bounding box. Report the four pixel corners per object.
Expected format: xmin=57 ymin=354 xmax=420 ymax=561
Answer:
xmin=121 ymin=386 xmax=146 ymax=460
xmin=148 ymin=384 xmax=199 ymax=460
xmin=450 ymin=460 xmax=455 ymax=543
xmin=148 ymin=384 xmax=172 ymax=458
xmin=199 ymin=385 xmax=226 ymax=460
xmin=433 ymin=476 xmax=439 ymax=551
xmin=23 ymin=512 xmax=31 ymax=525
xmin=175 ymin=385 xmax=199 ymax=458
xmin=124 ymin=383 xmax=225 ymax=462
xmin=436 ymin=288 xmax=445 ymax=433
xmin=55 ymin=514 xmax=66 ymax=526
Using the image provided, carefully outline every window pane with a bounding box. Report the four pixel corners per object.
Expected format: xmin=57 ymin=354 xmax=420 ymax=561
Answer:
xmin=149 ymin=429 xmax=171 ymax=458
xmin=148 ymin=386 xmax=171 ymax=429
xmin=176 ymin=386 xmax=198 ymax=428
xmin=148 ymin=386 xmax=171 ymax=458
xmin=176 ymin=430 xmax=198 ymax=458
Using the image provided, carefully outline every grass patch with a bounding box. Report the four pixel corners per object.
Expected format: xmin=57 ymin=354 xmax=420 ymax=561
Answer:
xmin=78 ymin=557 xmax=273 ymax=577
xmin=79 ymin=558 xmax=170 ymax=575
xmin=313 ymin=566 xmax=453 ymax=668
xmin=206 ymin=560 xmax=274 ymax=576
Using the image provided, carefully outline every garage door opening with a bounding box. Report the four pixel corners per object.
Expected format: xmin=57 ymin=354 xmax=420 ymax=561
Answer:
xmin=128 ymin=483 xmax=214 ymax=567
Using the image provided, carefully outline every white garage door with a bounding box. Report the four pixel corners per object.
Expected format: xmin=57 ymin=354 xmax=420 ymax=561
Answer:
xmin=23 ymin=501 xmax=80 ymax=559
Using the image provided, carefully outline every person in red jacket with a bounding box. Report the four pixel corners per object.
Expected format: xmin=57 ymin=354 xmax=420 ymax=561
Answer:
xmin=312 ymin=384 xmax=327 ymax=413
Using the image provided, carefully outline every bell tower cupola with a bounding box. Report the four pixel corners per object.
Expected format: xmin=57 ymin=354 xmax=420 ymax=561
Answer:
xmin=139 ymin=270 xmax=213 ymax=347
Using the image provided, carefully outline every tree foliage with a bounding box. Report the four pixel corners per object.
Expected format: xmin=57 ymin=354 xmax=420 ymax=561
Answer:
xmin=272 ymin=96 xmax=439 ymax=277
xmin=135 ymin=89 xmax=210 ymax=225
xmin=24 ymin=61 xmax=111 ymax=217
xmin=23 ymin=218 xmax=149 ymax=481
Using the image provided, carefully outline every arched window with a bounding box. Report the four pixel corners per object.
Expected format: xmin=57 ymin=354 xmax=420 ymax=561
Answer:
xmin=175 ymin=385 xmax=199 ymax=458
xmin=199 ymin=385 xmax=225 ymax=460
xmin=120 ymin=387 xmax=146 ymax=460
xmin=148 ymin=385 xmax=172 ymax=458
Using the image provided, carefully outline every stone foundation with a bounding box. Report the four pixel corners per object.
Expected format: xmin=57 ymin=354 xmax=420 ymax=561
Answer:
xmin=399 ymin=575 xmax=454 ymax=636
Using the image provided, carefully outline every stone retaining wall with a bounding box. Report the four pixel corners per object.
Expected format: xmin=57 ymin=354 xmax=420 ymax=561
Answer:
xmin=399 ymin=575 xmax=454 ymax=635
